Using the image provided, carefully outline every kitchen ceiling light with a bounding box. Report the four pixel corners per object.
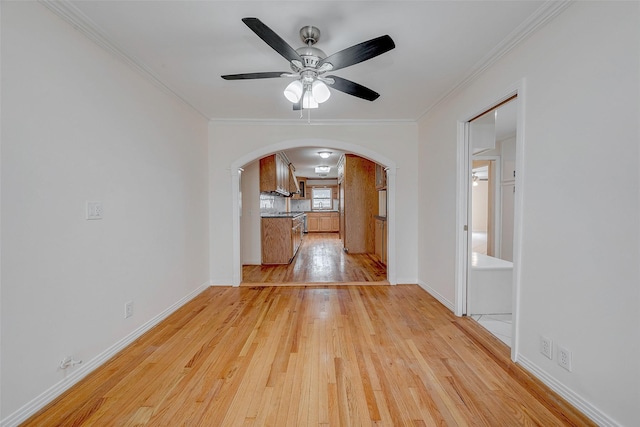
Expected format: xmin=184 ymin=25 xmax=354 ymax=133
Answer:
xmin=318 ymin=151 xmax=332 ymax=159
xmin=315 ymin=165 xmax=331 ymax=174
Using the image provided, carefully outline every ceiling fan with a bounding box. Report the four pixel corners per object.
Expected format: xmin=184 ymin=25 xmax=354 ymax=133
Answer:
xmin=221 ymin=18 xmax=395 ymax=110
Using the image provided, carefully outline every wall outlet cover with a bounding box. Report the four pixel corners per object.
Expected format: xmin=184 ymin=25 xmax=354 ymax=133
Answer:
xmin=558 ymin=346 xmax=572 ymax=371
xmin=124 ymin=301 xmax=133 ymax=319
xmin=540 ymin=336 xmax=553 ymax=359
xmin=86 ymin=201 xmax=104 ymax=220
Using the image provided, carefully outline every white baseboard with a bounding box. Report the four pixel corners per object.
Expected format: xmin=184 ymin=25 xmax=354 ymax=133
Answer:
xmin=517 ymin=355 xmax=619 ymax=427
xmin=417 ymin=280 xmax=455 ymax=312
xmin=1 ymin=281 xmax=211 ymax=427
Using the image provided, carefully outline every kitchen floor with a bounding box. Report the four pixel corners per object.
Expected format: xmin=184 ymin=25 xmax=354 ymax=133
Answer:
xmin=242 ymin=233 xmax=387 ymax=284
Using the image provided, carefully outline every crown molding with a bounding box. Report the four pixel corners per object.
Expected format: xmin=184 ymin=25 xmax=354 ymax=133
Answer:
xmin=208 ymin=118 xmax=416 ymax=126
xmin=416 ymin=0 xmax=574 ymax=122
xmin=39 ymin=0 xmax=209 ymax=120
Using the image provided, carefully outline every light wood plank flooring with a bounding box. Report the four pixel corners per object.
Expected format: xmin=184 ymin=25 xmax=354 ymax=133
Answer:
xmin=242 ymin=233 xmax=387 ymax=284
xmin=24 ymin=285 xmax=593 ymax=426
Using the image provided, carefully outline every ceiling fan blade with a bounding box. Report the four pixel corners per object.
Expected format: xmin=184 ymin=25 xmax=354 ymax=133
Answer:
xmin=242 ymin=18 xmax=304 ymax=65
xmin=326 ymin=76 xmax=380 ymax=101
xmin=318 ymin=35 xmax=395 ymax=72
xmin=221 ymin=72 xmax=289 ymax=80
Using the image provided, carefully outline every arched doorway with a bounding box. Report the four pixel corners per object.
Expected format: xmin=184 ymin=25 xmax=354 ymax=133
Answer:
xmin=230 ymin=139 xmax=397 ymax=286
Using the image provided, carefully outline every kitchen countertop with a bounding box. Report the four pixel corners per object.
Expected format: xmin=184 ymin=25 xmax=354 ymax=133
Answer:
xmin=261 ymin=212 xmax=306 ymax=218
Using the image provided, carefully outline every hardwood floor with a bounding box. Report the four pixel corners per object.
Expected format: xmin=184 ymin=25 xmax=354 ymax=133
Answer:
xmin=242 ymin=233 xmax=387 ymax=284
xmin=24 ymin=285 xmax=593 ymax=426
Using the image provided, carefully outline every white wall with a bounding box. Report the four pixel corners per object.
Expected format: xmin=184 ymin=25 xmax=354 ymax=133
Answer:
xmin=1 ymin=2 xmax=209 ymax=422
xmin=418 ymin=2 xmax=639 ymax=426
xmin=209 ymin=122 xmax=418 ymax=285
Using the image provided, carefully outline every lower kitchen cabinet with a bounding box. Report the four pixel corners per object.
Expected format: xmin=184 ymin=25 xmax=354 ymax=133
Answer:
xmin=307 ymin=212 xmax=339 ymax=232
xmin=261 ymin=215 xmax=304 ymax=264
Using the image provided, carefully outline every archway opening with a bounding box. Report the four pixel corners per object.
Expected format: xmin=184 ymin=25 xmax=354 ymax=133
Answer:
xmin=230 ymin=139 xmax=397 ymax=286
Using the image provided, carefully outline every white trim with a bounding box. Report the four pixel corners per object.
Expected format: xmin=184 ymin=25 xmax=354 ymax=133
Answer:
xmin=228 ymin=138 xmax=398 ymax=287
xmin=417 ymin=280 xmax=455 ymax=313
xmin=209 ymin=118 xmax=416 ymax=125
xmin=455 ymin=79 xmax=526 ymax=362
xmin=0 ymin=281 xmax=211 ymax=427
xmin=454 ymin=121 xmax=469 ymax=317
xmin=517 ymin=355 xmax=619 ymax=427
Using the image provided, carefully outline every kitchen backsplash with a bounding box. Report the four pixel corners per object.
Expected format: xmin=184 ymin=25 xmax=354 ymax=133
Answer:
xmin=290 ymin=199 xmax=311 ymax=212
xmin=260 ymin=193 xmax=286 ymax=214
xmin=260 ymin=194 xmax=339 ymax=214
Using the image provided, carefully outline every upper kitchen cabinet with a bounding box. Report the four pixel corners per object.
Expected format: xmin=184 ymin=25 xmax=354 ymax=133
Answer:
xmin=375 ymin=163 xmax=387 ymax=190
xmin=293 ymin=177 xmax=307 ymax=200
xmin=260 ymin=152 xmax=298 ymax=196
xmin=339 ymin=154 xmax=377 ymax=254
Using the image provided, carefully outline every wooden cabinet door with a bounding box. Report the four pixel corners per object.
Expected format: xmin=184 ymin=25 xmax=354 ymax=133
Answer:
xmin=319 ymin=216 xmax=332 ymax=232
xmin=308 ymin=216 xmax=320 ymax=232
xmin=331 ymin=215 xmax=339 ymax=232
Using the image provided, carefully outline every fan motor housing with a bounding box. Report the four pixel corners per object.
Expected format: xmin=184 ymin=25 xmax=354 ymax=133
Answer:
xmin=295 ymin=46 xmax=326 ymax=68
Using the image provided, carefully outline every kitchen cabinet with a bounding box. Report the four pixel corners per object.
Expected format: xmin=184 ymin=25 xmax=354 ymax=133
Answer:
xmin=339 ymin=154 xmax=377 ymax=254
xmin=331 ymin=215 xmax=339 ymax=232
xmin=260 ymin=153 xmax=292 ymax=196
xmin=307 ymin=212 xmax=339 ymax=232
xmin=375 ymin=163 xmax=387 ymax=190
xmin=374 ymin=216 xmax=387 ymax=265
xmin=308 ymin=215 xmax=319 ymax=232
xmin=261 ymin=215 xmax=304 ymax=264
xmin=288 ymin=164 xmax=300 ymax=195
xmin=293 ymin=177 xmax=307 ymax=200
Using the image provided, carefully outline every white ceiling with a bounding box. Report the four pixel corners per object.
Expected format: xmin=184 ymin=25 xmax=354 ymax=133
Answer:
xmin=49 ymin=1 xmax=540 ymax=177
xmin=57 ymin=0 xmax=548 ymax=122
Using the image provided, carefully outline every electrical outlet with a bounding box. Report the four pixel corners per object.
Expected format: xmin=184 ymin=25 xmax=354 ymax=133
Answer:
xmin=558 ymin=346 xmax=572 ymax=371
xmin=86 ymin=201 xmax=103 ymax=220
xmin=540 ymin=336 xmax=553 ymax=359
xmin=124 ymin=301 xmax=133 ymax=319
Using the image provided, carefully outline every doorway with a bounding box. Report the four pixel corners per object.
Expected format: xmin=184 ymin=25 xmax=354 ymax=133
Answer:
xmin=458 ymin=94 xmax=521 ymax=354
xmin=230 ymin=141 xmax=398 ymax=287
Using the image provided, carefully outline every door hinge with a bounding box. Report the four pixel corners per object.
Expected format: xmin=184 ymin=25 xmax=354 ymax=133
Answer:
xmin=464 ymin=225 xmax=468 ymax=231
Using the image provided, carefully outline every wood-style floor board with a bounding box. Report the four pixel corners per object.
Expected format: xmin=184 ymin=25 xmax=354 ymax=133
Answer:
xmin=242 ymin=233 xmax=387 ymax=284
xmin=23 ymin=285 xmax=594 ymax=426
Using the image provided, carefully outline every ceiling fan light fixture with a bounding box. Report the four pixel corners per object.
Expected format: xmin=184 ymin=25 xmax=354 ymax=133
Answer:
xmin=311 ymin=80 xmax=331 ymax=103
xmin=284 ymin=80 xmax=303 ymax=103
xmin=302 ymin=90 xmax=319 ymax=109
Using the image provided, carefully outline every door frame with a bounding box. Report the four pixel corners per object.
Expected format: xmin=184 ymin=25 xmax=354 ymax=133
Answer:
xmin=455 ymin=79 xmax=526 ymax=361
